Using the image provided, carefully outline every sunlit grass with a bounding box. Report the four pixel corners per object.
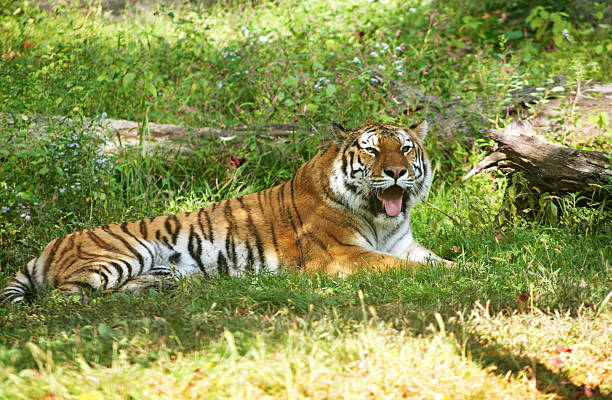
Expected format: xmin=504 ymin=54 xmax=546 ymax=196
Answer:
xmin=0 ymin=0 xmax=611 ymax=398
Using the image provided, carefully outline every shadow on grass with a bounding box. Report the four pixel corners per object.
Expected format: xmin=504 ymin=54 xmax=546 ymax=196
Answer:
xmin=465 ymin=334 xmax=606 ymax=399
xmin=0 ymin=269 xmax=608 ymax=398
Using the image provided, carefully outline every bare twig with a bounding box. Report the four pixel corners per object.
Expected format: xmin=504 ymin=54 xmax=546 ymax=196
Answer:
xmin=422 ymin=200 xmax=465 ymax=234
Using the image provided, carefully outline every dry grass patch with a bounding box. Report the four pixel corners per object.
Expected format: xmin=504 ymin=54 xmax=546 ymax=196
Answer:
xmin=467 ymin=300 xmax=612 ymax=397
xmin=1 ymin=316 xmax=555 ymax=400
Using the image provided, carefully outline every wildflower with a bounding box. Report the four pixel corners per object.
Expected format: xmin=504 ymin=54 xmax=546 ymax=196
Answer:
xmin=225 ymin=154 xmax=244 ymax=170
xmin=314 ymin=77 xmax=331 ymax=90
xmin=20 ymin=212 xmax=31 ymax=221
xmin=0 ymin=206 xmax=9 ymax=213
xmin=223 ymin=50 xmax=237 ymax=59
xmin=352 ymin=57 xmax=362 ymax=64
xmin=561 ymin=28 xmax=571 ymax=42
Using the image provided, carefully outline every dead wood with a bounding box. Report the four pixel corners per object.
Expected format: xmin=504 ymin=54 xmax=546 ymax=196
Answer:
xmin=463 ymin=120 xmax=611 ymax=206
xmin=0 ymin=113 xmax=303 ymax=155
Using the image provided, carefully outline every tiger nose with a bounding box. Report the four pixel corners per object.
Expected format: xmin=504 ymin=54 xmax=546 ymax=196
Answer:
xmin=383 ymin=167 xmax=407 ymax=179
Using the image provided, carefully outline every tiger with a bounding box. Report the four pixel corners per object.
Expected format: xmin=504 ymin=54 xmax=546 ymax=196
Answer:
xmin=0 ymin=120 xmax=451 ymax=304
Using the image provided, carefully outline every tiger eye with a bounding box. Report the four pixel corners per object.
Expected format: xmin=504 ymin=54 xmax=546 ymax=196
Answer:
xmin=364 ymin=147 xmax=378 ymax=156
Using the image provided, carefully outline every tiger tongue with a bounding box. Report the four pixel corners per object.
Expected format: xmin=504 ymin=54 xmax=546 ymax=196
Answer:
xmin=376 ymin=186 xmax=404 ymax=217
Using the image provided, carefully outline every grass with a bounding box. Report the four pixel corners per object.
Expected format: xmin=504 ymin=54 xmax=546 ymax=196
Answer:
xmin=1 ymin=0 xmax=611 ymax=398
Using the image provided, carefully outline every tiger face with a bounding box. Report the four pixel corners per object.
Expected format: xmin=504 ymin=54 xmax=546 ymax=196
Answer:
xmin=329 ymin=121 xmax=432 ymax=220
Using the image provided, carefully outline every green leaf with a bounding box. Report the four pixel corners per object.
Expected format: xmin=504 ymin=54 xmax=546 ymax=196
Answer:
xmin=146 ymin=82 xmax=157 ymax=97
xmin=306 ymin=103 xmax=318 ymax=113
xmin=277 ymin=92 xmax=285 ymax=102
xmin=97 ymin=323 xmax=114 ymax=340
xmin=38 ymin=167 xmax=49 ymax=175
xmin=283 ymin=98 xmax=295 ymax=107
xmin=282 ymin=76 xmax=299 ymax=87
xmin=325 ymin=84 xmax=336 ymax=96
xmin=503 ymin=30 xmax=523 ymax=40
xmin=122 ymin=72 xmax=136 ymax=89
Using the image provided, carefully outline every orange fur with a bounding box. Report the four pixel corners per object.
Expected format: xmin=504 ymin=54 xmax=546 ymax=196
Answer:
xmin=1 ymin=121 xmax=447 ymax=303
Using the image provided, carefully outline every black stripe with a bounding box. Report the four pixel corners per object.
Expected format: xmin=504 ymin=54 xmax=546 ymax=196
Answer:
xmin=149 ymin=268 xmax=173 ymax=276
xmin=139 ymin=220 xmax=148 ymax=239
xmin=76 ymin=243 xmax=103 ymax=261
xmin=42 ymin=236 xmax=66 ymax=285
xmin=306 ymin=233 xmax=328 ymax=252
xmin=327 ymin=232 xmax=358 ymax=248
xmin=245 ymin=242 xmax=255 ymax=272
xmin=204 ymin=210 xmax=214 ymax=243
xmin=24 ymin=258 xmax=37 ymax=288
xmin=289 ymin=174 xmax=304 ymax=230
xmin=120 ymin=222 xmax=154 ymax=272
xmin=98 ymin=270 xmax=110 ymax=289
xmin=223 ymin=201 xmax=237 ymax=264
xmin=341 ymin=152 xmax=348 ymax=176
xmin=280 ymin=183 xmax=302 ymax=262
xmin=64 ymin=263 xmax=113 ymax=283
xmin=87 ymin=230 xmax=120 ymax=252
xmin=10 ymin=280 xmax=31 ymax=292
xmin=241 ymin=196 xmax=266 ymax=268
xmin=164 ymin=215 xmax=181 ymax=245
xmin=110 ymin=262 xmax=126 ymax=286
xmin=188 ymin=225 xmax=209 ymax=278
xmin=197 ymin=209 xmax=208 ymax=241
xmin=169 ymin=252 xmax=181 ymax=264
xmin=102 ymin=226 xmax=145 ymax=274
xmin=345 ymin=181 xmax=359 ymax=193
xmin=54 ymin=234 xmax=78 ymax=272
xmin=217 ymin=252 xmax=228 ymax=274
xmin=265 ymin=187 xmax=281 ymax=257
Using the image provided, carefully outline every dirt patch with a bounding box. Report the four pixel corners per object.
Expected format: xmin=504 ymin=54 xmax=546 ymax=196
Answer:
xmin=531 ymin=82 xmax=612 ymax=152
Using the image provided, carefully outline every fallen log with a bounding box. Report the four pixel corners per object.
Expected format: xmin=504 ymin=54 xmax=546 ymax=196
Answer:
xmin=0 ymin=113 xmax=304 ymax=155
xmin=463 ymin=120 xmax=611 ymax=208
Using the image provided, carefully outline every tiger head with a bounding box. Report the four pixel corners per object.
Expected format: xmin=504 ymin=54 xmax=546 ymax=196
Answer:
xmin=328 ymin=121 xmax=432 ymax=220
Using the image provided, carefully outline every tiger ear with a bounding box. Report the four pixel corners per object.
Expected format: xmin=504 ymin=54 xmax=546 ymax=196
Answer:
xmin=410 ymin=120 xmax=428 ymax=141
xmin=330 ymin=120 xmax=350 ymax=142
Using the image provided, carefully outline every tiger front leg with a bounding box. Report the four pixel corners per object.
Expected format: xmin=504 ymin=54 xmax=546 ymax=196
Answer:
xmin=402 ymin=242 xmax=453 ymax=268
xmin=306 ymin=245 xmax=422 ymax=275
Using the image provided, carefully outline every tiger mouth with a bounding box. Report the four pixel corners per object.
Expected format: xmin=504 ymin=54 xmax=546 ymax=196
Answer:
xmin=376 ymin=185 xmax=404 ymax=217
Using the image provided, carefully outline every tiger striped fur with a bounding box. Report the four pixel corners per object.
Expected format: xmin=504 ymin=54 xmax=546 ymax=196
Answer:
xmin=0 ymin=121 xmax=449 ymax=304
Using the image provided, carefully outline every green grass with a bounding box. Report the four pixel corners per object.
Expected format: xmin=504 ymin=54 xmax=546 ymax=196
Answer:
xmin=1 ymin=0 xmax=611 ymax=398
